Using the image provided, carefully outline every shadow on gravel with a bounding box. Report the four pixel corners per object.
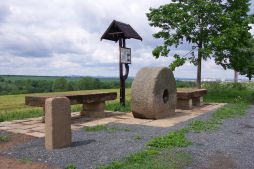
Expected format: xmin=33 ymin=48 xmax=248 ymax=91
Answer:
xmin=71 ymin=139 xmax=96 ymax=147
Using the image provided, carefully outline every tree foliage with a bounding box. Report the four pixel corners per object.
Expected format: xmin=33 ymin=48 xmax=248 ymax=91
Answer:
xmin=0 ymin=77 xmax=132 ymax=95
xmin=147 ymin=0 xmax=253 ymax=87
xmin=214 ymin=0 xmax=253 ymax=74
xmin=239 ymin=38 xmax=254 ymax=81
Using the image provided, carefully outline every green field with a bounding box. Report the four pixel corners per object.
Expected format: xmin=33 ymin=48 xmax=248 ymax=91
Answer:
xmin=0 ymin=82 xmax=254 ymax=122
xmin=0 ymin=88 xmax=130 ymax=122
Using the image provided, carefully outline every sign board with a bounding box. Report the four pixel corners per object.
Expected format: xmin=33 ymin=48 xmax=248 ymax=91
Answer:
xmin=120 ymin=47 xmax=131 ymax=64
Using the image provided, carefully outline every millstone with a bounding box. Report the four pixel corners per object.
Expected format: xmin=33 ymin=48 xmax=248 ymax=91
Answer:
xmin=131 ymin=67 xmax=176 ymax=119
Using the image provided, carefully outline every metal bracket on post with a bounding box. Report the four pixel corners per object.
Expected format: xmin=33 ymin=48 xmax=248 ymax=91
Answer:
xmin=123 ymin=64 xmax=129 ymax=80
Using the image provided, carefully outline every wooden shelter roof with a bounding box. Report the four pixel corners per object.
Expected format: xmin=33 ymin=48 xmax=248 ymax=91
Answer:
xmin=101 ymin=20 xmax=142 ymax=42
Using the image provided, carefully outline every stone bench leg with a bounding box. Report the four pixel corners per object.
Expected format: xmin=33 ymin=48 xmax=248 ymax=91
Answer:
xmin=176 ymin=98 xmax=192 ymax=110
xmin=192 ymin=97 xmax=204 ymax=107
xmin=42 ymin=106 xmax=45 ymax=123
xmin=80 ymin=101 xmax=106 ymax=118
xmin=45 ymin=97 xmax=72 ymax=150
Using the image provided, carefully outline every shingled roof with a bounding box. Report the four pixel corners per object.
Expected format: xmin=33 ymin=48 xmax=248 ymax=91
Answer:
xmin=101 ymin=20 xmax=142 ymax=42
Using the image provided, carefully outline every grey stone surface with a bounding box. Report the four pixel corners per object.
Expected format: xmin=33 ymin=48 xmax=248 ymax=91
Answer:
xmin=81 ymin=101 xmax=106 ymax=118
xmin=131 ymin=67 xmax=176 ymax=119
xmin=45 ymin=97 xmax=72 ymax=150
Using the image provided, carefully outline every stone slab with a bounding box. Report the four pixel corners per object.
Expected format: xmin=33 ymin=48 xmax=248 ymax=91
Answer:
xmin=45 ymin=97 xmax=72 ymax=150
xmin=0 ymin=103 xmax=224 ymax=138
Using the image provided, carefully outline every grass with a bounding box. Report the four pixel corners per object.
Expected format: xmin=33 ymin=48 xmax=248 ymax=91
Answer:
xmin=0 ymin=88 xmax=131 ymax=122
xmin=19 ymin=158 xmax=32 ymax=164
xmin=147 ymin=129 xmax=192 ymax=148
xmin=101 ymin=83 xmax=254 ymax=168
xmin=65 ymin=164 xmax=77 ymax=169
xmin=188 ymin=120 xmax=219 ymax=133
xmin=203 ymin=82 xmax=254 ymax=103
xmin=134 ymin=135 xmax=143 ymax=140
xmin=0 ymin=135 xmax=10 ymax=142
xmin=84 ymin=124 xmax=131 ymax=133
xmin=0 ymin=82 xmax=253 ymax=168
xmin=100 ymin=149 xmax=192 ymax=169
xmin=189 ymin=102 xmax=248 ymax=133
xmin=0 ymin=109 xmax=42 ymax=122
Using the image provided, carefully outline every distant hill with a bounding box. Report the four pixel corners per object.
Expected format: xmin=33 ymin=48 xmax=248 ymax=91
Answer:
xmin=0 ymin=75 xmax=134 ymax=82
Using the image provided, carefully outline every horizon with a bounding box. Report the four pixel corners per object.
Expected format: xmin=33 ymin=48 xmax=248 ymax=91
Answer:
xmin=0 ymin=74 xmax=251 ymax=81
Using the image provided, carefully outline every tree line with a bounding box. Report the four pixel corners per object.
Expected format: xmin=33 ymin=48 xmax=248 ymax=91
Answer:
xmin=0 ymin=77 xmax=132 ymax=95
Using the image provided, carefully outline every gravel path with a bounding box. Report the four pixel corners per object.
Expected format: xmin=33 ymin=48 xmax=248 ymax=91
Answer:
xmin=184 ymin=104 xmax=254 ymax=169
xmin=0 ymin=123 xmax=178 ymax=169
xmin=1 ymin=105 xmax=254 ymax=169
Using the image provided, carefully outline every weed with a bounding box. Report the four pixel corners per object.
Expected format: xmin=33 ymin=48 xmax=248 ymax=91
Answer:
xmin=65 ymin=164 xmax=76 ymax=169
xmin=147 ymin=129 xmax=192 ymax=148
xmin=84 ymin=125 xmax=108 ymax=132
xmin=100 ymin=149 xmax=192 ymax=169
xmin=212 ymin=103 xmax=248 ymax=120
xmin=19 ymin=158 xmax=32 ymax=164
xmin=135 ymin=135 xmax=143 ymax=140
xmin=188 ymin=120 xmax=219 ymax=133
xmin=106 ymin=101 xmax=131 ymax=112
xmin=0 ymin=135 xmax=9 ymax=142
xmin=84 ymin=125 xmax=131 ymax=133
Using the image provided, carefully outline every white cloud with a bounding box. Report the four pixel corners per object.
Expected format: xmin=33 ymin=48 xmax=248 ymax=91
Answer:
xmin=0 ymin=0 xmax=253 ymax=80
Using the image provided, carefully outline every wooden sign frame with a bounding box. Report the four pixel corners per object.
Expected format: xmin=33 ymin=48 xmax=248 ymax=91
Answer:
xmin=120 ymin=47 xmax=131 ymax=64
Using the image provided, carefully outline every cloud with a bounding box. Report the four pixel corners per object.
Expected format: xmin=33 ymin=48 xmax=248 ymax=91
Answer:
xmin=0 ymin=0 xmax=252 ymax=80
xmin=0 ymin=4 xmax=10 ymax=26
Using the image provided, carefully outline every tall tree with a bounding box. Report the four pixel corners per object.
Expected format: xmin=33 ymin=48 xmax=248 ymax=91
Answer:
xmin=213 ymin=0 xmax=253 ymax=83
xmin=239 ymin=38 xmax=254 ymax=82
xmin=147 ymin=0 xmax=253 ymax=88
xmin=147 ymin=0 xmax=223 ymax=88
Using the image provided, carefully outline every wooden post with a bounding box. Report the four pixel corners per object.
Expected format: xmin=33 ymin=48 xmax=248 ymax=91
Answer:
xmin=119 ymin=38 xmax=126 ymax=106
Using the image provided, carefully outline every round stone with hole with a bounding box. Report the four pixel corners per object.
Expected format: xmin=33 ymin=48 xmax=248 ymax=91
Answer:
xmin=131 ymin=67 xmax=176 ymax=119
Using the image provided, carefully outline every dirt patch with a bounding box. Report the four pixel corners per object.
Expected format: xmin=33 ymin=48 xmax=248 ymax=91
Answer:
xmin=0 ymin=131 xmax=36 ymax=150
xmin=0 ymin=131 xmax=59 ymax=169
xmin=243 ymin=124 xmax=254 ymax=128
xmin=0 ymin=155 xmax=59 ymax=169
xmin=207 ymin=152 xmax=236 ymax=169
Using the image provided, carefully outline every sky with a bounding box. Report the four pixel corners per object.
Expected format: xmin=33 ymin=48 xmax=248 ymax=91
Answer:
xmin=0 ymin=0 xmax=254 ymax=80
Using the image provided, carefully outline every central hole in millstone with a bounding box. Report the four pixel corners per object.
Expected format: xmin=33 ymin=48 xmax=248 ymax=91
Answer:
xmin=163 ymin=89 xmax=169 ymax=103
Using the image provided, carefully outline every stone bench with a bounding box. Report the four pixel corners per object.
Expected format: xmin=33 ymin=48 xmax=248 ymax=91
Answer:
xmin=25 ymin=92 xmax=117 ymax=121
xmin=176 ymin=88 xmax=207 ymax=110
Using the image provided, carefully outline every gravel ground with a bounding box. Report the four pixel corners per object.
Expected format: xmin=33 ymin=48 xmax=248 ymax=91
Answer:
xmin=1 ymin=105 xmax=254 ymax=169
xmin=0 ymin=122 xmax=181 ymax=169
xmin=184 ymin=104 xmax=254 ymax=169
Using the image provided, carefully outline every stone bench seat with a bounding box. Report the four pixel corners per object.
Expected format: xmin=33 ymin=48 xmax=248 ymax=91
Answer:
xmin=176 ymin=88 xmax=208 ymax=110
xmin=25 ymin=92 xmax=117 ymax=121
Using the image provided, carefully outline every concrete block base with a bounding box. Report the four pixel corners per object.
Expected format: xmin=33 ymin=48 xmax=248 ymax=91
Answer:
xmin=176 ymin=99 xmax=192 ymax=110
xmin=80 ymin=102 xmax=106 ymax=118
xmin=193 ymin=97 xmax=204 ymax=106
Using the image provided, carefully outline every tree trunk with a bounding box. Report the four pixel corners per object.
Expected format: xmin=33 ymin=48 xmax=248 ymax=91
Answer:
xmin=234 ymin=70 xmax=238 ymax=83
xmin=196 ymin=46 xmax=202 ymax=89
